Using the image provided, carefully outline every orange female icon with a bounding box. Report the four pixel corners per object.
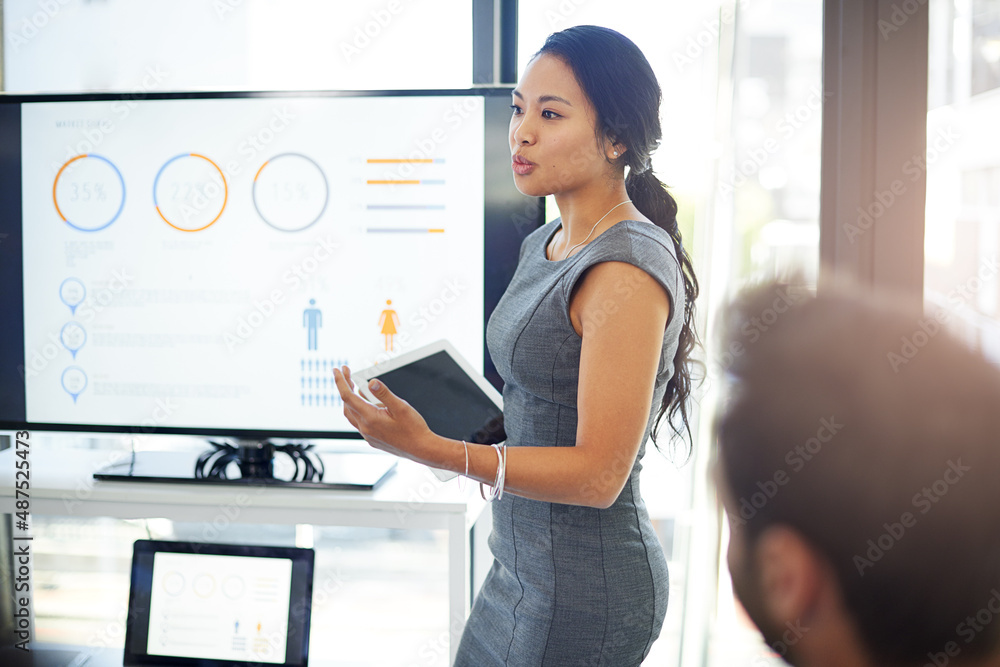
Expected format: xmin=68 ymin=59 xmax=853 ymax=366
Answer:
xmin=378 ymin=299 xmax=400 ymax=352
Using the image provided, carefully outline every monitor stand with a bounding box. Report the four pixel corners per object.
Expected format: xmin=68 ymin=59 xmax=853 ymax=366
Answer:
xmin=92 ymin=438 xmax=397 ymax=491
xmin=194 ymin=438 xmax=319 ymax=482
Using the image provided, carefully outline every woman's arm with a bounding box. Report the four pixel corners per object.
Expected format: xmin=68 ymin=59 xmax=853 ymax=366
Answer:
xmin=334 ymin=260 xmax=670 ymax=509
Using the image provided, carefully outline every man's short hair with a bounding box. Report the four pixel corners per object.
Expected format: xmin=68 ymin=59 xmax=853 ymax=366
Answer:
xmin=717 ymin=283 xmax=1000 ymax=663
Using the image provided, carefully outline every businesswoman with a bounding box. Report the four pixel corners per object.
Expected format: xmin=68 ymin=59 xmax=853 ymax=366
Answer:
xmin=334 ymin=25 xmax=699 ymax=666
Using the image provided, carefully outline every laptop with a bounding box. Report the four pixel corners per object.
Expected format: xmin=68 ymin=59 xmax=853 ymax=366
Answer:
xmin=123 ymin=540 xmax=314 ymax=667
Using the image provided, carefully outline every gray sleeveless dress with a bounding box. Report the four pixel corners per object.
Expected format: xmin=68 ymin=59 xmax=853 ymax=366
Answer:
xmin=454 ymin=220 xmax=683 ymax=666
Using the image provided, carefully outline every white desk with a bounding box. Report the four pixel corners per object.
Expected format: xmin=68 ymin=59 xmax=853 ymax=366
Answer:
xmin=0 ymin=438 xmax=489 ymax=664
xmin=2 ymin=643 xmax=376 ymax=667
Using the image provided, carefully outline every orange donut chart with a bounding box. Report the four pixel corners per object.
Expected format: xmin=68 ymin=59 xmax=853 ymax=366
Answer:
xmin=53 ymin=153 xmax=127 ymax=232
xmin=153 ymin=153 xmax=228 ymax=232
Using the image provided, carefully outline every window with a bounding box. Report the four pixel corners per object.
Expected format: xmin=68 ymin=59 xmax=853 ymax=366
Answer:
xmin=972 ymin=0 xmax=1000 ymax=96
xmin=926 ymin=0 xmax=1000 ymax=363
xmin=712 ymin=2 xmax=823 ymax=664
xmin=3 ymin=0 xmax=472 ymax=92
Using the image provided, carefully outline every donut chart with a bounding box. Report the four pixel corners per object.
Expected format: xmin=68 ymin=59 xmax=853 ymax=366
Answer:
xmin=252 ymin=153 xmax=329 ymax=232
xmin=52 ymin=154 xmax=126 ymax=232
xmin=153 ymin=153 xmax=228 ymax=232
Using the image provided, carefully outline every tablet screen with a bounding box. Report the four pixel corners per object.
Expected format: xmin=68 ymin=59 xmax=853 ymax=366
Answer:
xmin=125 ymin=540 xmax=313 ymax=667
xmin=376 ymin=351 xmax=505 ymax=445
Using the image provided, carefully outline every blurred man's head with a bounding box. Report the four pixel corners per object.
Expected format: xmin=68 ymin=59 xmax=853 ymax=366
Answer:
xmin=716 ymin=284 xmax=1000 ymax=667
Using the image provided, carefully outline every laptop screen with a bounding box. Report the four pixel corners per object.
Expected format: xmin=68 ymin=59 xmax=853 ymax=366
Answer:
xmin=125 ymin=540 xmax=313 ymax=667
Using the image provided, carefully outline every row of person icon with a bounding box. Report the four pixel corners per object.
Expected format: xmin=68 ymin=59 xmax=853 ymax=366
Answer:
xmin=300 ymin=394 xmax=342 ymax=407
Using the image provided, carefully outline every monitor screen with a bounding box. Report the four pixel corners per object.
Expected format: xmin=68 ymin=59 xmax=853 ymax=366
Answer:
xmin=0 ymin=89 xmax=541 ymax=438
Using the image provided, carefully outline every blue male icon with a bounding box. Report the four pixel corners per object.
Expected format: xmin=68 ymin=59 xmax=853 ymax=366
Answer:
xmin=303 ymin=299 xmax=322 ymax=351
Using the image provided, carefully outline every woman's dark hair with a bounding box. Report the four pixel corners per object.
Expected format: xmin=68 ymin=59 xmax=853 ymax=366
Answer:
xmin=536 ymin=25 xmax=701 ymax=461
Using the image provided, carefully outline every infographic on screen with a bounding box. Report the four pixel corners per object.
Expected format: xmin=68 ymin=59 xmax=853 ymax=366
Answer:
xmin=147 ymin=552 xmax=293 ymax=663
xmin=20 ymin=96 xmax=485 ymax=431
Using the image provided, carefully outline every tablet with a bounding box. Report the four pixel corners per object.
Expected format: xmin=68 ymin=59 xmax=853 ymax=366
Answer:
xmin=124 ymin=540 xmax=314 ymax=667
xmin=352 ymin=340 xmax=505 ymax=481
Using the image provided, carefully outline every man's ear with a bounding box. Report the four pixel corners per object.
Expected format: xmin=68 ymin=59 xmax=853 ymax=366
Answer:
xmin=754 ymin=525 xmax=825 ymax=624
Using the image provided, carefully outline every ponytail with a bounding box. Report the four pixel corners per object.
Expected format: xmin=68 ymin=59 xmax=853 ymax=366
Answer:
xmin=626 ymin=169 xmax=701 ymax=462
xmin=537 ymin=25 xmax=701 ymax=462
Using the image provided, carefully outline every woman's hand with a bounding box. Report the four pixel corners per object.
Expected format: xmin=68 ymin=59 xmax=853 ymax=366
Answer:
xmin=332 ymin=366 xmax=438 ymax=465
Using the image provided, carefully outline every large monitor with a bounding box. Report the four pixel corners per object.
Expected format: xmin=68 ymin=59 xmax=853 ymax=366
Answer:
xmin=0 ymin=89 xmax=542 ymax=440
